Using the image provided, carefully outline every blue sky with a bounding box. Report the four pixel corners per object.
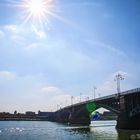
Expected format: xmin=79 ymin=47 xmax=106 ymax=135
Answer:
xmin=0 ymin=0 xmax=140 ymax=113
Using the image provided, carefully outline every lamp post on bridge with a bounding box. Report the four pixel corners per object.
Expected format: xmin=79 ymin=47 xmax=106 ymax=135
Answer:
xmin=71 ymin=96 xmax=74 ymax=106
xmin=86 ymin=96 xmax=89 ymax=101
xmin=114 ymin=73 xmax=124 ymax=96
xmin=80 ymin=93 xmax=82 ymax=102
xmin=57 ymin=104 xmax=61 ymax=111
xmin=93 ymin=86 xmax=97 ymax=100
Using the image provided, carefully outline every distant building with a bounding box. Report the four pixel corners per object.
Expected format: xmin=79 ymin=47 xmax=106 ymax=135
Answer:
xmin=102 ymin=111 xmax=116 ymax=116
xmin=100 ymin=111 xmax=117 ymax=120
xmin=38 ymin=111 xmax=54 ymax=116
xmin=37 ymin=111 xmax=54 ymax=120
xmin=25 ymin=111 xmax=35 ymax=116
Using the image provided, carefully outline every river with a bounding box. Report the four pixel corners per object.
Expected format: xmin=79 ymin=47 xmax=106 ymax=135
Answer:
xmin=0 ymin=121 xmax=140 ymax=140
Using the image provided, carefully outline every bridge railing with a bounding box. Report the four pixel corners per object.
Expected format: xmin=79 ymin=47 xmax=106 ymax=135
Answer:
xmin=121 ymin=88 xmax=140 ymax=96
xmin=56 ymin=87 xmax=140 ymax=112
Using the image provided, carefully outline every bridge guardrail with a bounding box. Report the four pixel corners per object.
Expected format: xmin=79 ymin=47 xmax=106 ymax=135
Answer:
xmin=121 ymin=88 xmax=140 ymax=96
xmin=56 ymin=87 xmax=140 ymax=112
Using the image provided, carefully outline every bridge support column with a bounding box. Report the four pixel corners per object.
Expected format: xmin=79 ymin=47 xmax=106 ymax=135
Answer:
xmin=116 ymin=94 xmax=140 ymax=129
xmin=69 ymin=117 xmax=90 ymax=126
xmin=116 ymin=112 xmax=140 ymax=130
xmin=68 ymin=113 xmax=90 ymax=126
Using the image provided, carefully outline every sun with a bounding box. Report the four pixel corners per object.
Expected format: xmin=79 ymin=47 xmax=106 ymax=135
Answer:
xmin=8 ymin=0 xmax=57 ymax=25
xmin=27 ymin=0 xmax=46 ymax=17
xmin=24 ymin=0 xmax=53 ymax=24
xmin=23 ymin=0 xmax=55 ymax=25
xmin=7 ymin=0 xmax=69 ymax=29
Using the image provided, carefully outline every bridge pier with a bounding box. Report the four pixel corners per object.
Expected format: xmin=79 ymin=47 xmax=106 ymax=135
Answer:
xmin=116 ymin=93 xmax=140 ymax=130
xmin=54 ymin=105 xmax=91 ymax=126
xmin=68 ymin=114 xmax=90 ymax=126
xmin=116 ymin=113 xmax=140 ymax=130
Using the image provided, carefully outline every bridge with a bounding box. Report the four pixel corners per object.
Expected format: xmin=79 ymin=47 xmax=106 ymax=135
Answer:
xmin=52 ymin=88 xmax=140 ymax=130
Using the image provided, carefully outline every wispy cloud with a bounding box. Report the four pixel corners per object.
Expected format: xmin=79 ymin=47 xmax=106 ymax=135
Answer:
xmin=3 ymin=24 xmax=47 ymax=45
xmin=4 ymin=24 xmax=19 ymax=33
xmin=85 ymin=40 xmax=126 ymax=57
xmin=41 ymin=86 xmax=61 ymax=94
xmin=0 ymin=30 xmax=4 ymax=38
xmin=4 ymin=23 xmax=46 ymax=40
xmin=25 ymin=43 xmax=38 ymax=50
xmin=0 ymin=71 xmax=16 ymax=78
xmin=31 ymin=25 xmax=46 ymax=39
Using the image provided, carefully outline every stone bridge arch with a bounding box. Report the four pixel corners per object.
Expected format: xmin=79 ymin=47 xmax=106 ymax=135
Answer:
xmin=53 ymin=88 xmax=140 ymax=129
xmin=55 ymin=99 xmax=120 ymax=125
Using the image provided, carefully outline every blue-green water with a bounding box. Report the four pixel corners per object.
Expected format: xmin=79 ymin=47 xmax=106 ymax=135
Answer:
xmin=0 ymin=121 xmax=140 ymax=140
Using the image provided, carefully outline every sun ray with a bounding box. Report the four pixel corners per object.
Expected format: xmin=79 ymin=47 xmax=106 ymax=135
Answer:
xmin=5 ymin=0 xmax=78 ymax=31
xmin=6 ymin=0 xmax=58 ymax=27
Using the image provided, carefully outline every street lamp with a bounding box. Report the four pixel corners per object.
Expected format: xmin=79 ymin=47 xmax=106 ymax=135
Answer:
xmin=71 ymin=96 xmax=74 ymax=105
xmin=114 ymin=73 xmax=124 ymax=94
xmin=86 ymin=96 xmax=89 ymax=101
xmin=94 ymin=86 xmax=97 ymax=99
xmin=57 ymin=104 xmax=60 ymax=111
xmin=80 ymin=93 xmax=82 ymax=102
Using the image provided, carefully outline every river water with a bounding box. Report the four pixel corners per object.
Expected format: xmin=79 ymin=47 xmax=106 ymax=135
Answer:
xmin=0 ymin=121 xmax=140 ymax=140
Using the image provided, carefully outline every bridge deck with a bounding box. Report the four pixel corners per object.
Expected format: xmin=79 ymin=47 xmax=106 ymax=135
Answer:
xmin=57 ymin=87 xmax=140 ymax=112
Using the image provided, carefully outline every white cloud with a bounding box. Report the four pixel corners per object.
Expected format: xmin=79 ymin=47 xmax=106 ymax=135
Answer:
xmin=0 ymin=30 xmax=4 ymax=38
xmin=0 ymin=71 xmax=16 ymax=78
xmin=25 ymin=43 xmax=38 ymax=50
xmin=113 ymin=70 xmax=127 ymax=78
xmin=4 ymin=25 xmax=19 ymax=33
xmin=41 ymin=86 xmax=61 ymax=93
xmin=31 ymin=25 xmax=46 ymax=39
xmin=4 ymin=24 xmax=46 ymax=38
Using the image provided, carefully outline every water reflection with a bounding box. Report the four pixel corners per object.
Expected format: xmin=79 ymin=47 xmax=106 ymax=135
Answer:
xmin=70 ymin=126 xmax=90 ymax=133
xmin=68 ymin=125 xmax=140 ymax=140
xmin=117 ymin=129 xmax=140 ymax=140
xmin=69 ymin=126 xmax=117 ymax=140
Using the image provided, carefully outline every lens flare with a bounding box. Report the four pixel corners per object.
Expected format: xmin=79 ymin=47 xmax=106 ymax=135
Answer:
xmin=91 ymin=111 xmax=100 ymax=120
xmin=23 ymin=0 xmax=54 ymax=25
xmin=27 ymin=0 xmax=47 ymax=17
xmin=7 ymin=0 xmax=58 ymax=26
xmin=86 ymin=101 xmax=96 ymax=113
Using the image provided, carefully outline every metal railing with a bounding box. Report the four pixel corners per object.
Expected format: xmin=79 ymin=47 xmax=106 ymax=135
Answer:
xmin=121 ymin=88 xmax=140 ymax=96
xmin=56 ymin=87 xmax=140 ymax=112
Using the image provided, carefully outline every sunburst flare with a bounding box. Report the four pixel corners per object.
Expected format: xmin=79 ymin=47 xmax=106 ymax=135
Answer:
xmin=7 ymin=0 xmax=58 ymax=26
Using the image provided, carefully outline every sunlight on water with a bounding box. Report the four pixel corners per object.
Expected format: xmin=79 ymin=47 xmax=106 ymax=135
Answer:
xmin=0 ymin=121 xmax=139 ymax=140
